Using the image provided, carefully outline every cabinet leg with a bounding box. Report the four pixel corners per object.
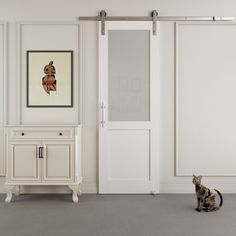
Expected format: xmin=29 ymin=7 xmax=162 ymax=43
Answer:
xmin=5 ymin=185 xmax=14 ymax=203
xmin=69 ymin=185 xmax=79 ymax=203
xmin=72 ymin=192 xmax=79 ymax=203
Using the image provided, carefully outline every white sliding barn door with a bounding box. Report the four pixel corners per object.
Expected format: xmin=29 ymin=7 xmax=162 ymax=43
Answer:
xmin=99 ymin=21 xmax=160 ymax=193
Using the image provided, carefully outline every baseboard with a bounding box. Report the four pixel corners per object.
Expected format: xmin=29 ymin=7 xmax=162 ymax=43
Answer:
xmin=160 ymin=182 xmax=194 ymax=193
xmin=160 ymin=181 xmax=236 ymax=193
xmin=1 ymin=177 xmax=236 ymax=194
xmin=0 ymin=177 xmax=6 ymax=193
xmin=82 ymin=181 xmax=97 ymax=193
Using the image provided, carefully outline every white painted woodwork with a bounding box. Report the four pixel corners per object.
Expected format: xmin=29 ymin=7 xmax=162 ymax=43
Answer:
xmin=5 ymin=125 xmax=82 ymax=202
xmin=99 ymin=21 xmax=160 ymax=193
xmin=43 ymin=143 xmax=73 ymax=181
xmin=11 ymin=143 xmax=40 ymax=181
xmin=9 ymin=127 xmax=74 ymax=140
xmin=107 ymin=130 xmax=150 ymax=180
xmin=175 ymin=23 xmax=236 ymax=177
xmin=0 ymin=22 xmax=7 ymax=176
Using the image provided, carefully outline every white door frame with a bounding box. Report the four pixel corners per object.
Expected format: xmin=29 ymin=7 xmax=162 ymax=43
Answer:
xmin=98 ymin=21 xmax=160 ymax=193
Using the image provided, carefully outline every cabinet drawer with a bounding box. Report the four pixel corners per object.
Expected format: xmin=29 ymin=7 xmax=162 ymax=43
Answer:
xmin=9 ymin=128 xmax=74 ymax=140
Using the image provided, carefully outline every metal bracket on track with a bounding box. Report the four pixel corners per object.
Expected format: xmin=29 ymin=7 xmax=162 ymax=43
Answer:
xmin=151 ymin=10 xmax=158 ymax=35
xmin=100 ymin=10 xmax=107 ymax=35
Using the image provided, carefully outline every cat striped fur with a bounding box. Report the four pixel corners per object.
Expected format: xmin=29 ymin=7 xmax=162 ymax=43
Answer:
xmin=192 ymin=175 xmax=223 ymax=212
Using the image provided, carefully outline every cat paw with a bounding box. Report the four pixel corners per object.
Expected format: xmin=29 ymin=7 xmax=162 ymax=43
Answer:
xmin=195 ymin=208 xmax=201 ymax=212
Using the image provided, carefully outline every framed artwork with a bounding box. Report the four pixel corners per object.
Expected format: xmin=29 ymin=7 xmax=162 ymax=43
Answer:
xmin=26 ymin=50 xmax=73 ymax=107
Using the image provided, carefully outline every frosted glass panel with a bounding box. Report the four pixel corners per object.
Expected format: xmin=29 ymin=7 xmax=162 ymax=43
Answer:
xmin=108 ymin=30 xmax=150 ymax=121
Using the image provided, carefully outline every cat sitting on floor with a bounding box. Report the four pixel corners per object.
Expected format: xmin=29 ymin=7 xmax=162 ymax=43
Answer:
xmin=192 ymin=175 xmax=223 ymax=212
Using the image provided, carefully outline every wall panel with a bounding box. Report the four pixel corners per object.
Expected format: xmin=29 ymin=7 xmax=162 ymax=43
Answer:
xmin=176 ymin=23 xmax=236 ymax=176
xmin=0 ymin=23 xmax=7 ymax=176
xmin=18 ymin=22 xmax=80 ymax=124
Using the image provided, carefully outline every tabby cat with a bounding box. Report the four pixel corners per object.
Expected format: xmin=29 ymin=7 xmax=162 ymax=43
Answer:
xmin=192 ymin=175 xmax=223 ymax=212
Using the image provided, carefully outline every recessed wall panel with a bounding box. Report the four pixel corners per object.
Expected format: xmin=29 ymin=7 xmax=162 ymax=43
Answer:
xmin=176 ymin=23 xmax=236 ymax=176
xmin=19 ymin=23 xmax=80 ymax=124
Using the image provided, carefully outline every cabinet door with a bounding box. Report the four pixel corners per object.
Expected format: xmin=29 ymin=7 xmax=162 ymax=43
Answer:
xmin=9 ymin=143 xmax=41 ymax=182
xmin=42 ymin=142 xmax=74 ymax=182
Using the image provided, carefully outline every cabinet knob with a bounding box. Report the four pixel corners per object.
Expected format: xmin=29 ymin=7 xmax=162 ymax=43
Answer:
xmin=59 ymin=132 xmax=62 ymax=136
xmin=21 ymin=132 xmax=25 ymax=136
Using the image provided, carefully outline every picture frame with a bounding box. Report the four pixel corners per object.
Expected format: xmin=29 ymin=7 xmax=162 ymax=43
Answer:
xmin=26 ymin=50 xmax=73 ymax=107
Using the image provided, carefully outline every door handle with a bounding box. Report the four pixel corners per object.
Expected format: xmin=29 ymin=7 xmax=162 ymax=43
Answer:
xmin=101 ymin=102 xmax=106 ymax=127
xmin=39 ymin=147 xmax=44 ymax=158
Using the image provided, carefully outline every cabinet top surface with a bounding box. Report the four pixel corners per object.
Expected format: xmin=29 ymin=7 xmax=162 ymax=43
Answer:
xmin=6 ymin=124 xmax=81 ymax=128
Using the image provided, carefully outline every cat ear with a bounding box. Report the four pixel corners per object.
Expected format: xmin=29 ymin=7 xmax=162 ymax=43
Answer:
xmin=199 ymin=175 xmax=202 ymax=179
xmin=192 ymin=174 xmax=196 ymax=177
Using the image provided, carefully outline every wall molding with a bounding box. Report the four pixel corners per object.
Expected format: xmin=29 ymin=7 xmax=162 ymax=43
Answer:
xmin=160 ymin=181 xmax=236 ymax=193
xmin=16 ymin=21 xmax=80 ymax=125
xmin=174 ymin=22 xmax=236 ymax=177
xmin=0 ymin=22 xmax=8 ymax=126
xmin=0 ymin=22 xmax=7 ymax=176
xmin=2 ymin=178 xmax=236 ymax=194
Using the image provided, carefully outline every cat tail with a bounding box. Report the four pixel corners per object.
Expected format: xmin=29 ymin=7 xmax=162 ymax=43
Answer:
xmin=214 ymin=189 xmax=223 ymax=207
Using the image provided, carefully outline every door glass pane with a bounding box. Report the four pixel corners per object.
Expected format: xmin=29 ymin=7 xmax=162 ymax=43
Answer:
xmin=108 ymin=30 xmax=150 ymax=121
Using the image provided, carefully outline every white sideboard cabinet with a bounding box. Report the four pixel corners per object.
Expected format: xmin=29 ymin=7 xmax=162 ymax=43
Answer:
xmin=5 ymin=125 xmax=82 ymax=203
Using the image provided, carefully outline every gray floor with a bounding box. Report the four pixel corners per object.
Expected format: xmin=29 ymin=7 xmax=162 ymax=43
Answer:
xmin=0 ymin=194 xmax=236 ymax=236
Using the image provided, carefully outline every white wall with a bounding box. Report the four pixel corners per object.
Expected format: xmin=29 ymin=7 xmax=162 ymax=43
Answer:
xmin=1 ymin=0 xmax=236 ymax=193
